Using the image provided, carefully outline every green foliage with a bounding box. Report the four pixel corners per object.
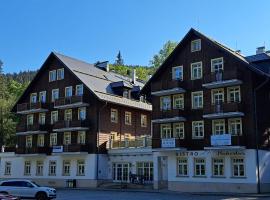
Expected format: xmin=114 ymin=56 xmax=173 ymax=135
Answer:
xmin=150 ymin=40 xmax=178 ymax=68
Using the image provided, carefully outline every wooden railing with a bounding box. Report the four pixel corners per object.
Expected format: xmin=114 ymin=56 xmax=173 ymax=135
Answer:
xmin=62 ymin=144 xmax=89 ymax=152
xmin=53 ymin=120 xmax=88 ymax=130
xmin=109 ymin=137 xmax=152 ymax=149
xmin=54 ymin=96 xmax=85 ymax=107
xmin=204 ymin=102 xmax=244 ymax=114
xmin=17 ymin=102 xmax=48 ymax=112
xmin=203 ymin=70 xmax=242 ymax=83
xmin=15 ymin=147 xmax=51 ymax=154
xmin=16 ymin=124 xmax=50 ymax=132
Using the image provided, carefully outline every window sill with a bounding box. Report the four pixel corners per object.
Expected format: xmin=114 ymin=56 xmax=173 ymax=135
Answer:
xmin=76 ymin=174 xmax=85 ymax=176
xmin=230 ymin=176 xmax=246 ymax=179
xmin=192 ymin=175 xmax=207 ymax=178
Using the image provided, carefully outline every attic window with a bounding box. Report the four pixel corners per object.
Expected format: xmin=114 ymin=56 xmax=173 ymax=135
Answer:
xmin=191 ymin=39 xmax=201 ymax=52
xmin=123 ymin=90 xmax=130 ymax=98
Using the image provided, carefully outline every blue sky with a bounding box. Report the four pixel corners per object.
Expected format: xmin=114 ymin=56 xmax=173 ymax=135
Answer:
xmin=1 ymin=0 xmax=270 ymax=73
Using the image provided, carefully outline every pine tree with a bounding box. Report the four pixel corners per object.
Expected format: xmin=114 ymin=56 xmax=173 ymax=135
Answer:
xmin=115 ymin=51 xmax=124 ymax=65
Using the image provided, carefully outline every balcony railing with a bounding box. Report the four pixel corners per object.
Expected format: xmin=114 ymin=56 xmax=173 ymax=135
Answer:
xmin=152 ymin=109 xmax=185 ymax=120
xmin=152 ymin=138 xmax=187 ymax=149
xmin=109 ymin=137 xmax=152 ymax=149
xmin=51 ymin=144 xmax=89 ymax=153
xmin=151 ymin=80 xmax=187 ymax=92
xmin=15 ymin=147 xmax=51 ymax=155
xmin=54 ymin=96 xmax=88 ymax=109
xmin=204 ymin=102 xmax=243 ymax=114
xmin=16 ymin=124 xmax=50 ymax=134
xmin=52 ymin=120 xmax=89 ymax=132
xmin=17 ymin=102 xmax=48 ymax=114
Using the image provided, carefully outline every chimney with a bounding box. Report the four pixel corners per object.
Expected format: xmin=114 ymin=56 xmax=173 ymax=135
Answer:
xmin=95 ymin=61 xmax=109 ymax=72
xmin=235 ymin=50 xmax=241 ymax=54
xmin=256 ymin=46 xmax=265 ymax=54
xmin=132 ymin=69 xmax=136 ymax=84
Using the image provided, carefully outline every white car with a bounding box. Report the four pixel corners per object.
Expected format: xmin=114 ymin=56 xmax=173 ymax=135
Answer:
xmin=0 ymin=180 xmax=56 ymax=200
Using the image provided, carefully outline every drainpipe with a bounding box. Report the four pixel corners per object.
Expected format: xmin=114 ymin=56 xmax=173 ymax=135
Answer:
xmin=96 ymin=101 xmax=107 ymax=184
xmin=254 ymin=75 xmax=269 ymax=194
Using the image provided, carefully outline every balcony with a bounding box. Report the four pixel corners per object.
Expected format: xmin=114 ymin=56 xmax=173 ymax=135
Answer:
xmin=54 ymin=96 xmax=89 ymax=109
xmin=109 ymin=137 xmax=152 ymax=149
xmin=51 ymin=144 xmax=89 ymax=154
xmin=52 ymin=120 xmax=89 ymax=132
xmin=15 ymin=147 xmax=51 ymax=155
xmin=203 ymin=70 xmax=242 ymax=89
xmin=152 ymin=138 xmax=187 ymax=150
xmin=16 ymin=124 xmax=49 ymax=135
xmin=151 ymin=80 xmax=186 ymax=95
xmin=152 ymin=109 xmax=186 ymax=124
xmin=203 ymin=102 xmax=244 ymax=119
xmin=17 ymin=102 xmax=48 ymax=114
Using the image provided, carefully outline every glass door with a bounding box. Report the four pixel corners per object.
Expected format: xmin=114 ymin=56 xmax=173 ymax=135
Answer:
xmin=112 ymin=163 xmax=131 ymax=182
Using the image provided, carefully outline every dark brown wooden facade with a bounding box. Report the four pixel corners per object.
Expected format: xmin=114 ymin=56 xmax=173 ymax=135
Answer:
xmin=13 ymin=53 xmax=151 ymax=155
xmin=142 ymin=28 xmax=270 ymax=150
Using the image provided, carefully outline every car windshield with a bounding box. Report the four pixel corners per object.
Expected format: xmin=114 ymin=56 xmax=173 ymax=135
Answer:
xmin=31 ymin=181 xmax=40 ymax=187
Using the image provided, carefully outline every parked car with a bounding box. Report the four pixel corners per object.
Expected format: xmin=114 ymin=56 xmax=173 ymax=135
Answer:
xmin=0 ymin=180 xmax=56 ymax=200
xmin=0 ymin=193 xmax=20 ymax=200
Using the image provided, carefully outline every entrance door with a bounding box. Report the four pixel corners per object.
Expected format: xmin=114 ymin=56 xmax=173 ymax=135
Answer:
xmin=113 ymin=163 xmax=131 ymax=182
xmin=158 ymin=156 xmax=168 ymax=189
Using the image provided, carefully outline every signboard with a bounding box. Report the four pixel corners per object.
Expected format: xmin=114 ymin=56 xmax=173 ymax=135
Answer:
xmin=211 ymin=134 xmax=231 ymax=146
xmin=52 ymin=146 xmax=63 ymax=153
xmin=161 ymin=138 xmax=176 ymax=148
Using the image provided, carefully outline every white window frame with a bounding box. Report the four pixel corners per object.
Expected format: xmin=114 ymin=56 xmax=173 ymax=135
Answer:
xmin=191 ymin=62 xmax=202 ymax=80
xmin=4 ymin=162 xmax=11 ymax=175
xmin=76 ymin=84 xmax=84 ymax=96
xmin=227 ymin=86 xmax=241 ymax=103
xmin=65 ymin=86 xmax=73 ymax=97
xmin=191 ymin=39 xmax=201 ymax=52
xmin=160 ymin=96 xmax=171 ymax=111
xmin=24 ymin=161 xmax=31 ymax=176
xmin=194 ymin=158 xmax=206 ymax=177
xmin=212 ymin=119 xmax=226 ymax=135
xmin=173 ymin=122 xmax=184 ymax=139
xmin=63 ymin=160 xmax=71 ymax=176
xmin=231 ymin=157 xmax=245 ymax=177
xmin=141 ymin=114 xmax=147 ymax=127
xmin=51 ymin=111 xmax=58 ymax=124
xmin=192 ymin=121 xmax=204 ymax=139
xmin=57 ymin=68 xmax=64 ymax=80
xmin=125 ymin=111 xmax=132 ymax=125
xmin=49 ymin=70 xmax=57 ymax=82
xmin=191 ymin=91 xmax=203 ymax=109
xmin=173 ymin=94 xmax=184 ymax=109
xmin=39 ymin=91 xmax=46 ymax=103
xmin=26 ymin=135 xmax=32 ymax=148
xmin=211 ymin=88 xmax=224 ymax=105
xmin=78 ymin=107 xmax=86 ymax=120
xmin=50 ymin=133 xmax=57 ymax=146
xmin=212 ymin=158 xmax=225 ymax=177
xmin=27 ymin=114 xmax=34 ymax=126
xmin=228 ymin=118 xmax=243 ymax=136
xmin=39 ymin=113 xmax=46 ymax=125
xmin=177 ymin=157 xmax=188 ymax=176
xmin=172 ymin=66 xmax=183 ymax=80
xmin=51 ymin=89 xmax=59 ymax=102
xmin=63 ymin=132 xmax=71 ymax=145
xmin=77 ymin=160 xmax=85 ymax=176
xmin=36 ymin=161 xmax=44 ymax=176
xmin=78 ymin=131 xmax=86 ymax=144
xmin=49 ymin=160 xmax=56 ymax=176
xmin=37 ymin=134 xmax=44 ymax=147
xmin=30 ymin=93 xmax=37 ymax=104
xmin=111 ymin=109 xmax=118 ymax=123
xmin=160 ymin=124 xmax=172 ymax=138
xmin=64 ymin=109 xmax=72 ymax=121
xmin=211 ymin=57 xmax=224 ymax=72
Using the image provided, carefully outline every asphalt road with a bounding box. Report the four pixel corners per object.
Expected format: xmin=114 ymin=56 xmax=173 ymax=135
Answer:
xmin=53 ymin=189 xmax=270 ymax=200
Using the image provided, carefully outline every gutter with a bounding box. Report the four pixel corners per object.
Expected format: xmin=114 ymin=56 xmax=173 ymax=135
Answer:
xmin=253 ymin=74 xmax=270 ymax=194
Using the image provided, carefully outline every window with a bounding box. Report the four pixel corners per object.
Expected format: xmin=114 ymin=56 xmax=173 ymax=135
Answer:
xmin=51 ymin=89 xmax=59 ymax=102
xmin=177 ymin=157 xmax=188 ymax=176
xmin=49 ymin=161 xmax=56 ymax=176
xmin=212 ymin=119 xmax=225 ymax=135
xmin=26 ymin=135 xmax=32 ymax=148
xmin=49 ymin=70 xmax=57 ymax=82
xmin=78 ymin=107 xmax=86 ymax=120
xmin=39 ymin=91 xmax=46 ymax=103
xmin=191 ymin=91 xmax=203 ymax=109
xmin=172 ymin=66 xmax=183 ymax=80
xmin=63 ymin=160 xmax=71 ymax=176
xmin=65 ymin=109 xmax=72 ymax=121
xmin=160 ymin=96 xmax=171 ymax=110
xmin=137 ymin=162 xmax=153 ymax=182
xmin=173 ymin=122 xmax=184 ymax=139
xmin=24 ymin=161 xmax=31 ymax=176
xmin=228 ymin=118 xmax=242 ymax=136
xmin=51 ymin=111 xmax=58 ymax=124
xmin=111 ymin=109 xmax=118 ymax=123
xmin=39 ymin=113 xmax=46 ymax=125
xmin=123 ymin=90 xmax=130 ymax=98
xmin=77 ymin=160 xmax=85 ymax=176
xmin=228 ymin=86 xmax=241 ymax=103
xmin=36 ymin=161 xmax=43 ymax=176
xmin=4 ymin=162 xmax=11 ymax=175
xmin=63 ymin=132 xmax=71 ymax=145
xmin=192 ymin=121 xmax=204 ymax=139
xmin=194 ymin=158 xmax=206 ymax=176
xmin=232 ymin=158 xmax=245 ymax=177
xmin=125 ymin=111 xmax=132 ymax=125
xmin=30 ymin=93 xmax=37 ymax=103
xmin=141 ymin=114 xmax=147 ymax=127
xmin=27 ymin=114 xmax=34 ymax=126
xmin=173 ymin=94 xmax=184 ymax=109
xmin=191 ymin=62 xmax=202 ymax=80
xmin=76 ymin=84 xmax=83 ymax=96
xmin=50 ymin=133 xmax=57 ymax=146
xmin=160 ymin=124 xmax=171 ymax=138
xmin=211 ymin=57 xmax=224 ymax=72
xmin=78 ymin=131 xmax=86 ymax=144
xmin=191 ymin=39 xmax=201 ymax=52
xmin=211 ymin=88 xmax=224 ymax=105
xmin=212 ymin=158 xmax=224 ymax=177
xmin=37 ymin=134 xmax=44 ymax=147
xmin=65 ymin=86 xmax=73 ymax=97
xmin=57 ymin=68 xmax=64 ymax=80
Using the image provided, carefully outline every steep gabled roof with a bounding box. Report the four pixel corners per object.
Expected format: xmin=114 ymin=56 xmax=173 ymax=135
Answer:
xmin=13 ymin=52 xmax=152 ymax=112
xmin=141 ymin=28 xmax=269 ymax=94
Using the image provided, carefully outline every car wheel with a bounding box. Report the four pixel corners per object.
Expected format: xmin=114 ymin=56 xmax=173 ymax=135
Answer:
xmin=36 ymin=192 xmax=48 ymax=200
xmin=0 ymin=191 xmax=8 ymax=195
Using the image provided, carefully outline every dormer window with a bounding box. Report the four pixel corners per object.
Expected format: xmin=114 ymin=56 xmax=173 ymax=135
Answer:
xmin=30 ymin=93 xmax=37 ymax=104
xmin=123 ymin=90 xmax=130 ymax=98
xmin=172 ymin=66 xmax=183 ymax=80
xmin=191 ymin=39 xmax=201 ymax=52
xmin=57 ymin=68 xmax=64 ymax=80
xmin=76 ymin=84 xmax=84 ymax=96
xmin=49 ymin=70 xmax=56 ymax=82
